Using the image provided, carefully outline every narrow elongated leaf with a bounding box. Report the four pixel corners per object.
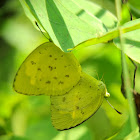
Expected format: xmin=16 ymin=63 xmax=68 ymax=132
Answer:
xmin=73 ymin=19 xmax=140 ymax=51
xmin=19 ymin=0 xmax=107 ymax=52
xmin=66 ymin=0 xmax=117 ymax=30
xmin=114 ymin=19 xmax=140 ymax=63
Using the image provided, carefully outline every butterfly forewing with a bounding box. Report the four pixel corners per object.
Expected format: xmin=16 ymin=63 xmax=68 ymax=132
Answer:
xmin=13 ymin=42 xmax=81 ymax=96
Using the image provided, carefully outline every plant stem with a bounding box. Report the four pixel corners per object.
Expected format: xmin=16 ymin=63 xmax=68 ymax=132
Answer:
xmin=115 ymin=0 xmax=138 ymax=131
xmin=72 ymin=19 xmax=140 ymax=50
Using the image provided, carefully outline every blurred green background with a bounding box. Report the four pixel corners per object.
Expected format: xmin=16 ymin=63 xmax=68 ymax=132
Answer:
xmin=0 ymin=0 xmax=140 ymax=140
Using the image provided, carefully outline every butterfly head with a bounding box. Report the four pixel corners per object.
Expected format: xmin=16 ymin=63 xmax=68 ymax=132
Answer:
xmin=97 ymin=81 xmax=110 ymax=98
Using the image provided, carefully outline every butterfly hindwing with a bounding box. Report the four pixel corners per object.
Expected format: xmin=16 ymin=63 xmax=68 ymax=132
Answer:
xmin=50 ymin=72 xmax=106 ymax=130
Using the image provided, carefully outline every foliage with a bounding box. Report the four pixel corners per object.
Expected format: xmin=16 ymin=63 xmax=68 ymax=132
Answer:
xmin=0 ymin=0 xmax=140 ymax=140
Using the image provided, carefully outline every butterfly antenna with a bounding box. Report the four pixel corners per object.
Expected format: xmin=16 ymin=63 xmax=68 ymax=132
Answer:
xmin=100 ymin=73 xmax=105 ymax=84
xmin=94 ymin=70 xmax=99 ymax=80
xmin=105 ymin=99 xmax=122 ymax=114
xmin=100 ymin=73 xmax=104 ymax=81
xmin=35 ymin=21 xmax=52 ymax=42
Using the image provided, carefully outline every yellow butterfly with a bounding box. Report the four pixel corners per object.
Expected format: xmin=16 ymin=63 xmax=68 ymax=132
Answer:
xmin=13 ymin=41 xmax=121 ymax=131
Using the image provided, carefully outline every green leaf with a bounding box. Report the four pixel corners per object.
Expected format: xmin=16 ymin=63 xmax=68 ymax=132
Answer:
xmin=0 ymin=135 xmax=11 ymax=140
xmin=10 ymin=136 xmax=29 ymax=140
xmin=88 ymin=0 xmax=116 ymax=16
xmin=58 ymin=0 xmax=117 ymax=31
xmin=73 ymin=18 xmax=140 ymax=51
xmin=114 ymin=19 xmax=140 ymax=63
xmin=0 ymin=126 xmax=7 ymax=136
xmin=25 ymin=119 xmax=58 ymax=140
xmin=129 ymin=0 xmax=140 ymax=16
xmin=19 ymin=0 xmax=107 ymax=51
xmin=107 ymin=117 xmax=140 ymax=140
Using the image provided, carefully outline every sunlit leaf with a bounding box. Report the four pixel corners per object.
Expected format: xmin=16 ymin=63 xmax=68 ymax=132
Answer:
xmin=114 ymin=19 xmax=140 ymax=63
xmin=19 ymin=0 xmax=107 ymax=51
xmin=73 ymin=18 xmax=140 ymax=50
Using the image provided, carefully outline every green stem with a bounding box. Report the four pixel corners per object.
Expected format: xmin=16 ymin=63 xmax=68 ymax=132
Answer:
xmin=71 ymin=20 xmax=140 ymax=50
xmin=115 ymin=0 xmax=138 ymax=131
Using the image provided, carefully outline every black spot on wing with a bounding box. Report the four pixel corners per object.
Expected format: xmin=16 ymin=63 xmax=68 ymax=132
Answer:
xmin=37 ymin=68 xmax=41 ymax=71
xmin=81 ymin=111 xmax=84 ymax=114
xmin=76 ymin=106 xmax=79 ymax=109
xmin=46 ymin=81 xmax=51 ymax=84
xmin=31 ymin=61 xmax=36 ymax=65
xmin=65 ymin=75 xmax=69 ymax=77
xmin=48 ymin=66 xmax=53 ymax=71
xmin=58 ymin=81 xmax=64 ymax=84
xmin=53 ymin=77 xmax=57 ymax=79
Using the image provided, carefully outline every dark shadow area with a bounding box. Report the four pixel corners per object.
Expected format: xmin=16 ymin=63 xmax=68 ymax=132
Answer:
xmin=125 ymin=38 xmax=140 ymax=48
xmin=45 ymin=0 xmax=74 ymax=51
xmin=95 ymin=9 xmax=106 ymax=19
xmin=76 ymin=9 xmax=85 ymax=17
xmin=94 ymin=9 xmax=117 ymax=29
xmin=0 ymin=37 xmax=16 ymax=93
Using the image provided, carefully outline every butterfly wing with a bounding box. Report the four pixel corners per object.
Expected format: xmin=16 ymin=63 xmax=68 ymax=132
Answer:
xmin=50 ymin=72 xmax=106 ymax=130
xmin=13 ymin=42 xmax=81 ymax=96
